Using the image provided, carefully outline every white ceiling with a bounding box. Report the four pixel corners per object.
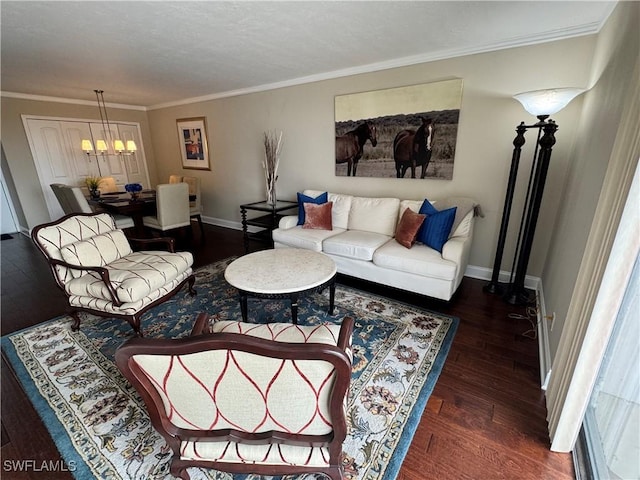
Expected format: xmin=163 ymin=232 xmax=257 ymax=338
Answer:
xmin=1 ymin=1 xmax=615 ymax=109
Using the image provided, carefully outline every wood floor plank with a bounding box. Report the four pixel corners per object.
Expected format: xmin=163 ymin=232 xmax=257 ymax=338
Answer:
xmin=0 ymin=227 xmax=574 ymax=479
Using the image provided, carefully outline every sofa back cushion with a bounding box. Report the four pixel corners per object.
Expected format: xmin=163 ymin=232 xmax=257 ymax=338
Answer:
xmin=304 ymin=190 xmax=352 ymax=230
xmin=348 ymin=196 xmax=400 ymax=236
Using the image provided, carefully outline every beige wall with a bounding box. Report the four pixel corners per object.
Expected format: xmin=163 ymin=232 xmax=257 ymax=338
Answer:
xmin=148 ymin=36 xmax=596 ymax=274
xmin=0 ymin=97 xmax=156 ymax=229
xmin=543 ymin=1 xmax=640 ymax=361
xmin=0 ymin=34 xmax=601 ymax=280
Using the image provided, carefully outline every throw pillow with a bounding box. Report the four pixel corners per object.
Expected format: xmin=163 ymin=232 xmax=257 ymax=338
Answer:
xmin=417 ymin=200 xmax=457 ymax=252
xmin=303 ymin=201 xmax=333 ymax=230
xmin=395 ymin=207 xmax=426 ymax=248
xmin=297 ymin=191 xmax=328 ymax=225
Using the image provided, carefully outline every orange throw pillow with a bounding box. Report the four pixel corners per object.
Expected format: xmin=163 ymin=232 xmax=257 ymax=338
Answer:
xmin=395 ymin=207 xmax=426 ymax=248
xmin=303 ymin=201 xmax=333 ymax=230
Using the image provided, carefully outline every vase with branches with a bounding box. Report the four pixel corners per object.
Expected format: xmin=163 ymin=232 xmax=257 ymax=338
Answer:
xmin=263 ymin=131 xmax=282 ymax=206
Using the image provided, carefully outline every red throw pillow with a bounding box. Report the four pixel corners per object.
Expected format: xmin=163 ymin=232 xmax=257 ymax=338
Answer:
xmin=303 ymin=201 xmax=333 ymax=230
xmin=395 ymin=207 xmax=426 ymax=248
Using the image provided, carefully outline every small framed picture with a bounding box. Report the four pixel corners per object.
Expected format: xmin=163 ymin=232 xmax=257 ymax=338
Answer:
xmin=176 ymin=117 xmax=211 ymax=170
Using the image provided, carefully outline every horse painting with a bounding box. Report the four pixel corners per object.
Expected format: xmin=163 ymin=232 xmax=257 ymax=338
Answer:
xmin=393 ymin=117 xmax=434 ymax=179
xmin=335 ymin=121 xmax=377 ymax=176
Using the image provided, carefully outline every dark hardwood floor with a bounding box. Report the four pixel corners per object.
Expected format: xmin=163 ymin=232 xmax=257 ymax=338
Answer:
xmin=1 ymin=225 xmax=574 ymax=479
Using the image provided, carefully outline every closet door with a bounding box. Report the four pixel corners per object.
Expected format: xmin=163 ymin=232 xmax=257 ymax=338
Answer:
xmin=24 ymin=119 xmax=75 ymax=220
xmin=117 ymin=124 xmax=150 ymax=188
xmin=60 ymin=121 xmax=100 ymax=180
xmin=89 ymin=123 xmax=128 ymax=186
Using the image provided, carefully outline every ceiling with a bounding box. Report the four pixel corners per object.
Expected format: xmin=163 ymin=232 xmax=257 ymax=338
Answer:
xmin=1 ymin=1 xmax=615 ymax=109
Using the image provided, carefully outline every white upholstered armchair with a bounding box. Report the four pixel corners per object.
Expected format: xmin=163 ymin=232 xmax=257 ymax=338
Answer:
xmin=116 ymin=314 xmax=354 ymax=480
xmin=31 ymin=212 xmax=196 ymax=335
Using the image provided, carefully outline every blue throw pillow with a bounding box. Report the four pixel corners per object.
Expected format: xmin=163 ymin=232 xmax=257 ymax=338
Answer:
xmin=297 ymin=192 xmax=328 ymax=225
xmin=417 ymin=200 xmax=457 ymax=252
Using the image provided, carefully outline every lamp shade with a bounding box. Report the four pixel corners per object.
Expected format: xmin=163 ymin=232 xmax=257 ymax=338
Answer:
xmin=95 ymin=140 xmax=108 ymax=152
xmin=513 ymin=88 xmax=585 ymax=116
xmin=113 ymin=140 xmax=125 ymax=153
xmin=81 ymin=139 xmax=94 ymax=152
xmin=126 ymin=140 xmax=137 ymax=152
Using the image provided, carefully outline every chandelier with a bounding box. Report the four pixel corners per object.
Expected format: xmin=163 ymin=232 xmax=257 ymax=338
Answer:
xmin=81 ymin=90 xmax=137 ymax=155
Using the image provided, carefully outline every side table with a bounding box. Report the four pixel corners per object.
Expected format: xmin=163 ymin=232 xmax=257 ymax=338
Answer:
xmin=240 ymin=200 xmax=298 ymax=253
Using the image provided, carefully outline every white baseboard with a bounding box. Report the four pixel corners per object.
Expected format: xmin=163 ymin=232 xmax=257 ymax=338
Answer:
xmin=202 ymin=216 xmax=263 ymax=233
xmin=466 ymin=264 xmax=551 ymax=389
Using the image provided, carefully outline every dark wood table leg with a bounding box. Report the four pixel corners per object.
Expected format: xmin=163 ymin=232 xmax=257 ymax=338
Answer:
xmin=329 ymin=277 xmax=336 ymax=315
xmin=239 ymin=291 xmax=248 ymax=321
xmin=290 ymin=293 xmax=299 ymax=324
xmin=241 ymin=206 xmax=249 ymax=253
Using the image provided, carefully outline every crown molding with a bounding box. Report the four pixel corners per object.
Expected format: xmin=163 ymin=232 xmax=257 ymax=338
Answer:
xmin=148 ymin=20 xmax=605 ymax=110
xmin=0 ymin=91 xmax=147 ymax=111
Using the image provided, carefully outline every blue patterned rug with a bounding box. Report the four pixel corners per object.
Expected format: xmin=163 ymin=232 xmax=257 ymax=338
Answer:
xmin=2 ymin=258 xmax=457 ymax=480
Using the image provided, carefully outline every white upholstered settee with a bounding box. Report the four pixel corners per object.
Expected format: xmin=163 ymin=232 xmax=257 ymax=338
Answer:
xmin=272 ymin=190 xmax=477 ymax=301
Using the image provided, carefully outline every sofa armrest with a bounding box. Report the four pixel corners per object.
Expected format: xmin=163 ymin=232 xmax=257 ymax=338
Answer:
xmin=442 ymin=235 xmax=473 ymax=289
xmin=278 ymin=215 xmax=299 ymax=229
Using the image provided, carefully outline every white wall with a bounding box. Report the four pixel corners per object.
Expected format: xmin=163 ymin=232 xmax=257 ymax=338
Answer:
xmin=542 ymin=1 xmax=640 ymax=361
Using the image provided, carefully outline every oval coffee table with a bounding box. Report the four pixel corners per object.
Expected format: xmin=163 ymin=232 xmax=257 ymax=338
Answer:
xmin=224 ymin=248 xmax=337 ymax=324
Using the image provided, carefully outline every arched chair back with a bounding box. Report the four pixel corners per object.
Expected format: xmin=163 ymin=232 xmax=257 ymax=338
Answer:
xmin=116 ymin=314 xmax=353 ymax=480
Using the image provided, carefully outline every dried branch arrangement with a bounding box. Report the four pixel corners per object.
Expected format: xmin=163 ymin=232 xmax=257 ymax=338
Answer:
xmin=263 ymin=131 xmax=282 ymax=205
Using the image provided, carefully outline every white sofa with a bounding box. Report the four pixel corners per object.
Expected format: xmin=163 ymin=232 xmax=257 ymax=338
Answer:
xmin=272 ymin=190 xmax=477 ymax=301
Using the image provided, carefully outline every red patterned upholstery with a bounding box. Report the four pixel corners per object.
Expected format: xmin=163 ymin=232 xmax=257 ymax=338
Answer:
xmin=116 ymin=314 xmax=354 ymax=480
xmin=31 ymin=212 xmax=196 ymax=335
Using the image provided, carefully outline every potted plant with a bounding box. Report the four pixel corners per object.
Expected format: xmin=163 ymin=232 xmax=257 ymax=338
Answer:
xmin=85 ymin=176 xmax=102 ymax=199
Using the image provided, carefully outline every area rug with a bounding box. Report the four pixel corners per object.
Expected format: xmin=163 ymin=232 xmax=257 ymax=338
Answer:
xmin=2 ymin=258 xmax=458 ymax=480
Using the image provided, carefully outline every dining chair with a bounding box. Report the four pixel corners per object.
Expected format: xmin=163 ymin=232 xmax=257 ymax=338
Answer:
xmin=100 ymin=176 xmax=119 ymax=193
xmin=169 ymin=174 xmax=182 ymax=184
xmin=181 ymin=175 xmax=204 ymax=237
xmin=50 ymin=183 xmax=74 ymax=215
xmin=116 ymin=314 xmax=353 ymax=480
xmin=142 ymin=183 xmax=190 ymax=234
xmin=62 ymin=185 xmax=135 ymax=230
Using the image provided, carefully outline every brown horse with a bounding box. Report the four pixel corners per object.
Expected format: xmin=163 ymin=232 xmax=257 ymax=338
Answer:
xmin=393 ymin=117 xmax=434 ymax=178
xmin=335 ymin=121 xmax=377 ymax=176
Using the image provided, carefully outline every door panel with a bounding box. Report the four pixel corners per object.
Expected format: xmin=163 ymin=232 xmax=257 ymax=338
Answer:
xmin=25 ymin=119 xmax=75 ymax=220
xmin=61 ymin=121 xmax=99 ymax=179
xmin=117 ymin=124 xmax=149 ymax=187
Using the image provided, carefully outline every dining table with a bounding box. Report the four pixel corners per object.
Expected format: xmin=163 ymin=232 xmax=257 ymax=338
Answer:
xmin=90 ymin=190 xmax=195 ymax=237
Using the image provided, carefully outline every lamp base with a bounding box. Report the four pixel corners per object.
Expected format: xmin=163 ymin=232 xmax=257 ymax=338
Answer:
xmin=483 ymin=281 xmax=506 ymax=295
xmin=503 ymin=286 xmax=536 ymax=306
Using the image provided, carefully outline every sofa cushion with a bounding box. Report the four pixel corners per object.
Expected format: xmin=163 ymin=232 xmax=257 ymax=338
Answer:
xmin=418 ymin=200 xmax=457 ymax=252
xmin=304 ymin=190 xmax=352 ymax=229
xmin=273 ymin=226 xmax=345 ymax=252
xmin=373 ymin=240 xmax=457 ymax=281
xmin=395 ymin=208 xmax=426 ymax=248
xmin=60 ymin=230 xmax=133 ymax=278
xmin=297 ymin=191 xmax=327 ymax=225
xmin=323 ymin=230 xmax=391 ymax=261
xmin=348 ymin=196 xmax=400 ymax=236
xmin=303 ymin=202 xmax=333 ymax=230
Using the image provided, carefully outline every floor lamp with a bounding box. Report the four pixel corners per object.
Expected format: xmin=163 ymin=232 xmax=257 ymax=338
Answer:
xmin=484 ymin=88 xmax=585 ymax=305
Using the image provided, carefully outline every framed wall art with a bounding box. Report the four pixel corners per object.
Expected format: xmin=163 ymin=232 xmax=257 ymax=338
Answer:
xmin=335 ymin=78 xmax=463 ymax=179
xmin=177 ymin=117 xmax=210 ymax=170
